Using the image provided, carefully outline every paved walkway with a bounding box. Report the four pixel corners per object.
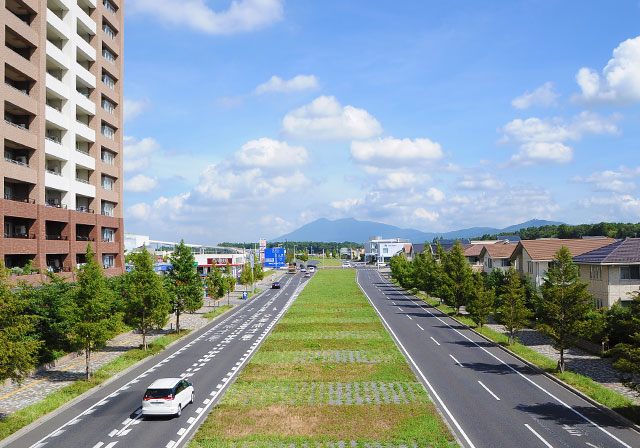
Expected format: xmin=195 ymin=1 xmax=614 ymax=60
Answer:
xmin=0 ymin=271 xmax=286 ymax=421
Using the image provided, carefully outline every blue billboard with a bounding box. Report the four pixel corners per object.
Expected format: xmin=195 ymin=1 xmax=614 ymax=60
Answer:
xmin=264 ymin=248 xmax=285 ymax=268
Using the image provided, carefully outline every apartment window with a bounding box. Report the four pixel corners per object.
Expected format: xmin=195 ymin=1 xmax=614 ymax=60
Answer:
xmin=488 ymin=258 xmax=493 ymax=269
xmin=102 ymin=47 xmax=115 ymax=63
xmin=527 ymin=261 xmax=534 ymax=274
xmin=101 ymin=123 xmax=115 ymax=140
xmin=103 ymin=23 xmax=116 ymax=39
xmin=102 ymin=97 xmax=115 ymax=114
xmin=620 ymin=265 xmax=640 ymax=280
xmin=102 ymin=175 xmax=114 ymax=191
xmin=102 ymin=254 xmax=115 ymax=269
xmin=101 ymin=201 xmax=115 ymax=216
xmin=102 ymin=228 xmax=115 ymax=242
xmin=103 ymin=0 xmax=116 ymax=14
xmin=101 ymin=149 xmax=115 ymax=165
xmin=589 ymin=265 xmax=602 ymax=281
xmin=501 ymin=259 xmax=510 ymax=267
xmin=102 ymin=72 xmax=115 ymax=89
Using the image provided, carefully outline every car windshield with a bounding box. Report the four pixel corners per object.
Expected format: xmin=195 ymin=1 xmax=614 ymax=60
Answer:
xmin=144 ymin=388 xmax=173 ymax=399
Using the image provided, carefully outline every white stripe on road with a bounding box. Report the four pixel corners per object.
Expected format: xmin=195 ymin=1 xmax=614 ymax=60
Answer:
xmin=92 ymin=443 xmax=104 ymax=448
xmin=449 ymin=354 xmax=462 ymax=366
xmin=105 ymin=443 xmax=118 ymax=448
xmin=416 ymin=324 xmax=424 ymax=331
xmin=430 ymin=336 xmax=440 ymax=346
xmin=524 ymin=424 xmax=554 ymax=448
xmin=407 ymin=315 xmax=413 ymax=320
xmin=478 ymin=381 xmax=500 ymax=401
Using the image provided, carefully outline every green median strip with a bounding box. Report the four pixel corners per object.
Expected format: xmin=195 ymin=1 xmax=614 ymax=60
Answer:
xmin=203 ymin=305 xmax=233 ymax=320
xmin=189 ymin=269 xmax=457 ymax=448
xmin=0 ymin=330 xmax=191 ymax=441
xmin=416 ymin=294 xmax=640 ymax=425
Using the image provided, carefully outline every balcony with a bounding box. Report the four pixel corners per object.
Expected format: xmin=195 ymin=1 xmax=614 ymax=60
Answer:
xmin=3 ymin=194 xmax=35 ymax=204
xmin=75 ymin=119 xmax=96 ymax=142
xmin=75 ymin=90 xmax=96 ymax=115
xmin=76 ymin=34 xmax=96 ymax=62
xmin=76 ymin=64 xmax=96 ymax=89
xmin=47 ymin=8 xmax=71 ymax=40
xmin=46 ymin=40 xmax=70 ymax=70
xmin=45 ymin=171 xmax=70 ymax=192
xmin=45 ymin=136 xmax=70 ymax=160
xmin=46 ymin=72 xmax=70 ymax=100
xmin=76 ymin=5 xmax=97 ymax=34
xmin=45 ymin=105 xmax=70 ymax=131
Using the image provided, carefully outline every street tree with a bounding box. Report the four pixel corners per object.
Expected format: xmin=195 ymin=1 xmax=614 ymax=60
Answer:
xmin=467 ymin=273 xmax=495 ymax=328
xmin=239 ymin=261 xmax=253 ymax=291
xmin=126 ymin=246 xmax=171 ymax=350
xmin=69 ymin=244 xmax=116 ymax=379
xmin=539 ymin=246 xmax=593 ymax=373
xmin=224 ymin=275 xmax=236 ymax=306
xmin=441 ymin=241 xmax=474 ymax=314
xmin=0 ymin=264 xmax=41 ymax=383
xmin=205 ymin=265 xmax=225 ymax=307
xmin=609 ymin=289 xmax=640 ymax=394
xmin=252 ymin=255 xmax=265 ymax=282
xmin=166 ymin=240 xmax=203 ymax=334
xmin=495 ymin=268 xmax=531 ymax=345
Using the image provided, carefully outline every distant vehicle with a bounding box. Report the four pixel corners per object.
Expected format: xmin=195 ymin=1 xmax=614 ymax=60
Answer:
xmin=304 ymin=271 xmax=311 ymax=278
xmin=271 ymin=281 xmax=281 ymax=289
xmin=342 ymin=262 xmax=350 ymax=268
xmin=308 ymin=266 xmax=315 ymax=273
xmin=288 ymin=264 xmax=296 ymax=274
xmin=142 ymin=378 xmax=194 ymax=417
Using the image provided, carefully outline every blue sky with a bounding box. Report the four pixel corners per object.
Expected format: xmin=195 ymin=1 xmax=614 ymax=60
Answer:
xmin=122 ymin=0 xmax=640 ymax=243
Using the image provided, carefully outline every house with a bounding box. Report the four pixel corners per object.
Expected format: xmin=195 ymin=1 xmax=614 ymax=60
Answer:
xmin=479 ymin=241 xmax=517 ymax=274
xmin=573 ymin=238 xmax=640 ymax=309
xmin=511 ymin=238 xmax=617 ymax=288
xmin=463 ymin=244 xmax=484 ymax=272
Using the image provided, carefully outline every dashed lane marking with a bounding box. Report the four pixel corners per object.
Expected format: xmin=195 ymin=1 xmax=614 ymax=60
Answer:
xmin=430 ymin=336 xmax=440 ymax=346
xmin=525 ymin=424 xmax=554 ymax=448
xmin=478 ymin=381 xmax=500 ymax=401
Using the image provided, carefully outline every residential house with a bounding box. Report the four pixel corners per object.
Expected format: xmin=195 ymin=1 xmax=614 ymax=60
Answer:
xmin=573 ymin=238 xmax=640 ymax=309
xmin=463 ymin=244 xmax=484 ymax=272
xmin=511 ymin=238 xmax=617 ymax=288
xmin=479 ymin=241 xmax=518 ymax=274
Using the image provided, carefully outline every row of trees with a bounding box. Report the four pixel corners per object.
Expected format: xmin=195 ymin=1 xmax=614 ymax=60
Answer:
xmin=0 ymin=240 xmax=207 ymax=383
xmin=390 ymin=241 xmax=640 ymax=378
xmin=477 ymin=221 xmax=640 ymax=241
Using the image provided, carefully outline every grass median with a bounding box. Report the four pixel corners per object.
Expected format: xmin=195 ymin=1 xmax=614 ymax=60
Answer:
xmin=415 ymin=293 xmax=640 ymax=425
xmin=189 ymin=269 xmax=457 ymax=448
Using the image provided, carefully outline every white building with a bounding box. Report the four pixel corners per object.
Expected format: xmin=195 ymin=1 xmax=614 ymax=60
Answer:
xmin=364 ymin=237 xmax=409 ymax=263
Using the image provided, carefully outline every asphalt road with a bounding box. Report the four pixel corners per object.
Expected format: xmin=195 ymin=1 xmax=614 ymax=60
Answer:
xmin=356 ymin=267 xmax=640 ymax=448
xmin=7 ymin=272 xmax=308 ymax=448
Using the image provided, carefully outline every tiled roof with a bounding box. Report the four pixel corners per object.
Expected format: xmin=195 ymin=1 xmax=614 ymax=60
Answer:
xmin=519 ymin=238 xmax=617 ymax=261
xmin=412 ymin=243 xmax=426 ymax=254
xmin=573 ymin=238 xmax=640 ymax=264
xmin=464 ymin=244 xmax=484 ymax=257
xmin=484 ymin=242 xmax=517 ymax=258
xmin=403 ymin=243 xmax=412 ymax=253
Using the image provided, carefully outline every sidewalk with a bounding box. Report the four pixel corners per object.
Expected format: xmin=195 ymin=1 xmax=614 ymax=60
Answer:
xmin=0 ymin=270 xmax=285 ymax=421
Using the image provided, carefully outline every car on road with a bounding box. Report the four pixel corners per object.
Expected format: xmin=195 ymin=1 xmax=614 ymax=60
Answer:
xmin=271 ymin=281 xmax=281 ymax=289
xmin=304 ymin=271 xmax=311 ymax=278
xmin=342 ymin=262 xmax=350 ymax=268
xmin=142 ymin=378 xmax=194 ymax=417
xmin=308 ymin=266 xmax=315 ymax=273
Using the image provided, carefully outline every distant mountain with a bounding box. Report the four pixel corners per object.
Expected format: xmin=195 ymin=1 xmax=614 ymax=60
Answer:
xmin=271 ymin=218 xmax=563 ymax=243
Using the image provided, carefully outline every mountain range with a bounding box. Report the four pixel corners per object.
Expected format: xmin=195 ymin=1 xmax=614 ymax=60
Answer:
xmin=271 ymin=218 xmax=564 ymax=243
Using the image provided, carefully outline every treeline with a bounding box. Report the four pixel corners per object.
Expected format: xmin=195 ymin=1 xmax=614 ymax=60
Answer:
xmin=389 ymin=242 xmax=640 ymax=385
xmin=0 ymin=241 xmax=241 ymax=384
xmin=477 ymin=222 xmax=640 ymax=240
xmin=219 ymin=241 xmax=363 ymax=252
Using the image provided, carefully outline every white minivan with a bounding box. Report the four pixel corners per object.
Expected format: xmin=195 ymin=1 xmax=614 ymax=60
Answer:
xmin=142 ymin=378 xmax=194 ymax=417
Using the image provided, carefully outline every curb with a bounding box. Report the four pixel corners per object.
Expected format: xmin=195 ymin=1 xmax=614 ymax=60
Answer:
xmin=417 ymin=297 xmax=640 ymax=435
xmin=0 ymin=305 xmax=236 ymax=447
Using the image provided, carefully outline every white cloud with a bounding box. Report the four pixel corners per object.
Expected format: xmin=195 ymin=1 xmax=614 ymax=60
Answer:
xmin=426 ymin=187 xmax=445 ymax=202
xmin=512 ymin=82 xmax=559 ymax=109
xmin=125 ymin=174 xmax=159 ymax=193
xmin=254 ymin=75 xmax=319 ymax=94
xmin=574 ymin=36 xmax=640 ymax=105
xmin=351 ymin=137 xmax=443 ymax=167
xmin=281 ymin=96 xmax=382 ymax=140
xmin=123 ymin=136 xmax=162 ymax=172
xmin=128 ymin=0 xmax=283 ymax=35
xmin=414 ymin=208 xmax=439 ymax=222
xmin=456 ymin=174 xmax=505 ymax=190
xmin=127 ymin=203 xmax=151 ymax=220
xmin=377 ymin=172 xmax=416 ymax=190
xmin=124 ymin=98 xmax=148 ymax=122
xmin=234 ymin=138 xmax=307 ymax=168
xmin=500 ymin=112 xmax=620 ymax=165
xmin=572 ymin=166 xmax=640 ymax=192
xmin=330 ymin=198 xmax=363 ymax=212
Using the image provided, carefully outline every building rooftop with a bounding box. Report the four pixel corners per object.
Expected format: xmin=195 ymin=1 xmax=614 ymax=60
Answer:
xmin=519 ymin=238 xmax=617 ymax=261
xmin=482 ymin=241 xmax=518 ymax=258
xmin=573 ymin=238 xmax=640 ymax=264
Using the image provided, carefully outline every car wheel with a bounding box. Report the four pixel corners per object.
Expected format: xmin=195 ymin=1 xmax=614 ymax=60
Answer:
xmin=190 ymin=392 xmax=194 ymax=404
xmin=176 ymin=404 xmax=182 ymax=417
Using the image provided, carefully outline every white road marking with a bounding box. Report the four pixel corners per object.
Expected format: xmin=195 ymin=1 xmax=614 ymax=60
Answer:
xmin=118 ymin=429 xmax=131 ymax=437
xmin=416 ymin=324 xmax=424 ymax=330
xmin=430 ymin=336 xmax=440 ymax=346
xmin=525 ymin=424 xmax=554 ymax=448
xmin=108 ymin=429 xmax=118 ymax=437
xmin=203 ymin=399 xmax=210 ymax=404
xmin=177 ymin=428 xmax=186 ymax=435
xmin=68 ymin=419 xmax=80 ymax=425
xmin=449 ymin=354 xmax=462 ymax=366
xmin=165 ymin=441 xmax=175 ymax=448
xmin=478 ymin=381 xmax=500 ymax=401
xmin=105 ymin=443 xmax=118 ymax=448
xmin=32 ymin=443 xmax=47 ymax=448
xmin=407 ymin=315 xmax=413 ymax=320
xmin=92 ymin=443 xmax=104 ymax=448
xmin=121 ymin=418 xmax=131 ymax=425
xmin=187 ymin=417 xmax=195 ymax=424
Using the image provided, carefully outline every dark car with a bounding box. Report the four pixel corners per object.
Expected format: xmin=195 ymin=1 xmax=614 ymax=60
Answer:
xmin=271 ymin=281 xmax=281 ymax=289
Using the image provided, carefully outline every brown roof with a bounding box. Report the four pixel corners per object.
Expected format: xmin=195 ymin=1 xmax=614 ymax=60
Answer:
xmin=519 ymin=238 xmax=617 ymax=261
xmin=403 ymin=243 xmax=412 ymax=253
xmin=464 ymin=244 xmax=484 ymax=257
xmin=484 ymin=242 xmax=517 ymax=258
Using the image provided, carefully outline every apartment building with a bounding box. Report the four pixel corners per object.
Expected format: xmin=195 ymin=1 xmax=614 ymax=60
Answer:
xmin=1 ymin=0 xmax=124 ymax=280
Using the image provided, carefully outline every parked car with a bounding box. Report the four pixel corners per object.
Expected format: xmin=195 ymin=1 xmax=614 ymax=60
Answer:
xmin=271 ymin=281 xmax=281 ymax=289
xmin=142 ymin=378 xmax=194 ymax=417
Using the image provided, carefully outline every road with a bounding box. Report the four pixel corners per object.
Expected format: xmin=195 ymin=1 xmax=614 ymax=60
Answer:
xmin=6 ymin=272 xmax=307 ymax=448
xmin=356 ymin=267 xmax=640 ymax=448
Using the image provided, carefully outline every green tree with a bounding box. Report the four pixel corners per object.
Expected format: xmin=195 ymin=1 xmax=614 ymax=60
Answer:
xmin=440 ymin=241 xmax=474 ymax=314
xmin=205 ymin=265 xmax=225 ymax=307
xmin=286 ymin=251 xmax=294 ymax=265
xmin=253 ymin=255 xmax=265 ymax=282
xmin=538 ymin=246 xmax=593 ymax=372
xmin=223 ymin=275 xmax=236 ymax=306
xmin=467 ymin=273 xmax=495 ymax=328
xmin=299 ymin=250 xmax=309 ymax=262
xmin=69 ymin=244 xmax=116 ymax=380
xmin=609 ymin=290 xmax=640 ymax=394
xmin=126 ymin=246 xmax=171 ymax=350
xmin=390 ymin=254 xmax=412 ymax=288
xmin=496 ymin=268 xmax=532 ymax=345
xmin=239 ymin=261 xmax=253 ymax=290
xmin=0 ymin=264 xmax=41 ymax=383
xmin=166 ymin=241 xmax=204 ymax=334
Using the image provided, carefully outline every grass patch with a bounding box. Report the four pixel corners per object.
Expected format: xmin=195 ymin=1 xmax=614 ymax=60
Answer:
xmin=308 ymin=256 xmax=343 ymax=267
xmin=203 ymin=305 xmax=233 ymax=320
xmin=189 ymin=269 xmax=456 ymax=448
xmin=0 ymin=330 xmax=190 ymax=440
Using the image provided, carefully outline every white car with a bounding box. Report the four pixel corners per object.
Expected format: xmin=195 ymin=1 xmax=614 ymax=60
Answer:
xmin=308 ymin=266 xmax=315 ymax=273
xmin=142 ymin=378 xmax=194 ymax=417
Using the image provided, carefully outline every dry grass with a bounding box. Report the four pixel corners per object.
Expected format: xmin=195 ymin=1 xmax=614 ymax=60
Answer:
xmin=239 ymin=362 xmax=413 ymax=382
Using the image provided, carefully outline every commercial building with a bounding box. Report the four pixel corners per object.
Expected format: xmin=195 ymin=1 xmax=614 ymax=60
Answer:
xmin=1 ymin=0 xmax=124 ymax=280
xmin=364 ymin=237 xmax=409 ymax=263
